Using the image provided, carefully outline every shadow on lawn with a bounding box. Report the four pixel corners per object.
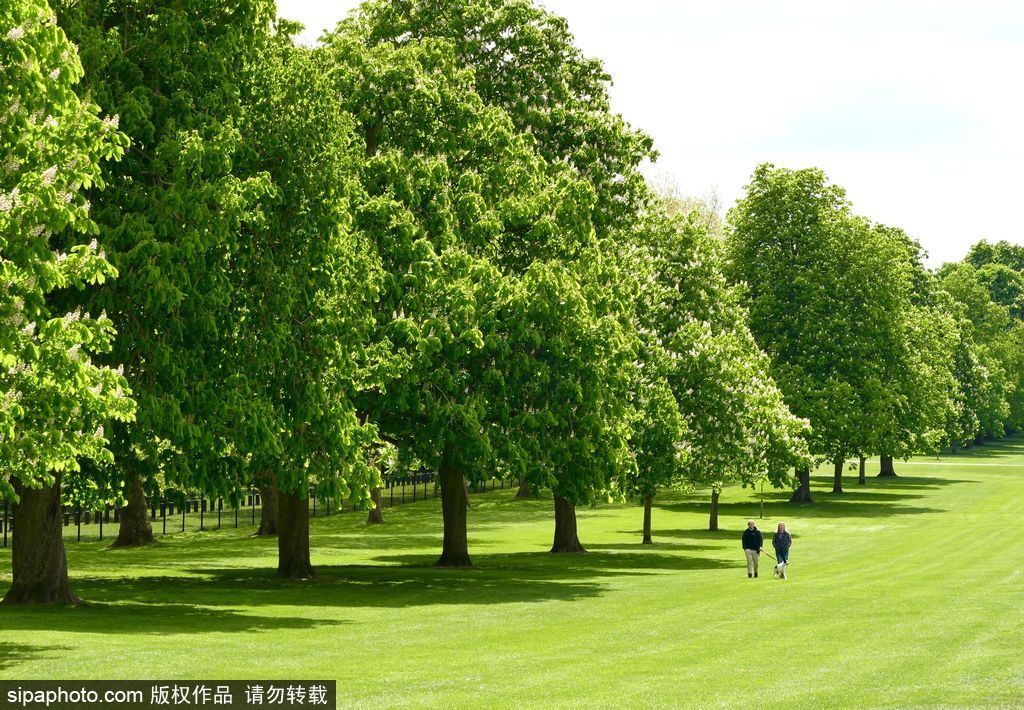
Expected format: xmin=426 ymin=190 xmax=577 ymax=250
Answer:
xmin=0 ymin=545 xmax=732 ymax=628
xmin=0 ymin=643 xmax=70 ymax=673
xmin=935 ymin=435 xmax=1024 ymax=462
xmin=0 ymin=597 xmax=345 ymax=637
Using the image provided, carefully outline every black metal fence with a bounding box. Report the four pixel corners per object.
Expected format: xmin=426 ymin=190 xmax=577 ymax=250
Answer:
xmin=1 ymin=473 xmax=512 ymax=547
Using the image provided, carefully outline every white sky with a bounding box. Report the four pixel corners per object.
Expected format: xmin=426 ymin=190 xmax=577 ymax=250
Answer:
xmin=279 ymin=0 xmax=1024 ymax=266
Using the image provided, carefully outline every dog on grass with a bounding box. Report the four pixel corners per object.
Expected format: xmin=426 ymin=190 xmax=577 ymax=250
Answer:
xmin=773 ymin=561 xmax=788 ymax=580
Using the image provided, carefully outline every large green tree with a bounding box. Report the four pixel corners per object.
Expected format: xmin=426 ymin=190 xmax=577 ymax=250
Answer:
xmin=340 ymin=0 xmax=655 ymax=551
xmin=726 ymin=165 xmax=919 ymax=501
xmin=1 ymin=0 xmax=132 ymax=604
xmin=54 ymin=0 xmax=276 ymax=546
xmin=628 ymin=206 xmax=808 ymax=535
xmin=236 ymin=33 xmax=380 ymax=579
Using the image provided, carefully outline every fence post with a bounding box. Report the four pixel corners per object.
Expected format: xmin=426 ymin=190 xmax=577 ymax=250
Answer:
xmin=217 ymin=498 xmax=222 ymax=530
xmin=200 ymin=494 xmax=205 ymax=531
xmin=390 ymin=479 xmax=394 ymax=507
xmin=99 ymin=507 xmax=103 ymax=542
xmin=2 ymin=499 xmax=7 ymax=548
xmin=181 ymin=501 xmax=185 ymax=532
xmin=77 ymin=506 xmax=81 ymax=543
xmin=162 ymin=499 xmax=167 ymax=536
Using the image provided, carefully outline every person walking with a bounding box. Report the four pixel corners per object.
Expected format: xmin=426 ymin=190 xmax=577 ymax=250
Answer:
xmin=742 ymin=519 xmax=763 ymax=578
xmin=772 ymin=522 xmax=792 ymax=564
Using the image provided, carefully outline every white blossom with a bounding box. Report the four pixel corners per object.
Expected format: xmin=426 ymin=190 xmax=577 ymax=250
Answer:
xmin=48 ymin=68 xmax=60 ymax=81
xmin=41 ymin=165 xmax=57 ymax=185
xmin=6 ymin=26 xmax=25 ymax=41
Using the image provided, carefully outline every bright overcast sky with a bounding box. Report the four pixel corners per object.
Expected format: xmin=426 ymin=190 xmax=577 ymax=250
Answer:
xmin=279 ymin=0 xmax=1024 ymax=266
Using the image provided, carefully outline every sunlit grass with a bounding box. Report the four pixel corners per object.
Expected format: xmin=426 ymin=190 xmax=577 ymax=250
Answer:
xmin=2 ymin=439 xmax=1023 ymax=708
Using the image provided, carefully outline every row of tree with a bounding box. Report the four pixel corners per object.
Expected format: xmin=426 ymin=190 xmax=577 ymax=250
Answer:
xmin=2 ymin=0 xmax=1020 ymax=604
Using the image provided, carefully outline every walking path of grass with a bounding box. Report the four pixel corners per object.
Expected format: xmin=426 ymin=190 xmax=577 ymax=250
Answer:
xmin=2 ymin=438 xmax=1023 ymax=708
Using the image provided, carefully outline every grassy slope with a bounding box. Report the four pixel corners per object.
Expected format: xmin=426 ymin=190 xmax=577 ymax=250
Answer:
xmin=1 ymin=439 xmax=1023 ymax=709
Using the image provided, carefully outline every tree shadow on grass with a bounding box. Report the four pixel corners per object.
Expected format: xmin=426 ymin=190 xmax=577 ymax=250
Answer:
xmin=593 ymin=540 xmax=721 ymax=553
xmin=22 ymin=565 xmax=612 ymax=613
xmin=0 ymin=595 xmax=345 ymax=636
xmin=369 ymin=549 xmax=735 ymax=575
xmin=935 ymin=435 xmax=1024 ymax=461
xmin=861 ymin=476 xmax=977 ymax=490
xmin=661 ymin=493 xmax=945 ymax=520
xmin=0 ymin=643 xmax=70 ymax=673
xmin=0 ymin=545 xmax=735 ymax=622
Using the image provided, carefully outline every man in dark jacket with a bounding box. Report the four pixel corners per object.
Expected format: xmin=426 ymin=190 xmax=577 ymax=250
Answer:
xmin=742 ymin=519 xmax=763 ymax=578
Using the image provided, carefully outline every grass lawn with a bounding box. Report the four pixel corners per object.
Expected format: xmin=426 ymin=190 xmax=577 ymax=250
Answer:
xmin=2 ymin=439 xmax=1023 ymax=708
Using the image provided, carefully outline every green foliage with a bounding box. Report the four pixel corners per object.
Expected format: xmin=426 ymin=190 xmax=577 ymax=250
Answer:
xmin=0 ymin=0 xmax=134 ymax=501
xmin=54 ymin=0 xmax=276 ymax=498
xmin=340 ymin=0 xmax=654 ymax=235
xmin=236 ymin=38 xmax=380 ymax=504
xmin=628 ymin=206 xmax=809 ymax=498
xmin=726 ymin=165 xmax=932 ymax=463
xmin=938 ymin=259 xmax=1024 ymax=438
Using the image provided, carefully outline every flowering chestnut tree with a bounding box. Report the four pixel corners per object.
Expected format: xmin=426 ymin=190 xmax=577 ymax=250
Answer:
xmin=1 ymin=0 xmax=132 ymax=604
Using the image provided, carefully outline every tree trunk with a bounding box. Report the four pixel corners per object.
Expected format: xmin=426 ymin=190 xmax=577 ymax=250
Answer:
xmin=276 ymin=489 xmax=313 ymax=579
xmin=111 ymin=472 xmax=154 ymax=547
xmin=550 ymin=495 xmax=586 ymax=553
xmin=832 ymin=455 xmax=844 ymax=494
xmin=709 ymin=489 xmax=720 ymax=531
xmin=367 ymin=486 xmax=384 ymax=524
xmin=2 ymin=474 xmax=82 ymax=605
xmin=789 ymin=466 xmax=814 ymax=503
xmin=256 ymin=478 xmax=278 ymax=536
xmin=878 ymin=454 xmax=898 ymax=478
xmin=642 ymin=493 xmax=654 ymax=544
xmin=515 ymin=475 xmax=533 ymax=499
xmin=858 ymin=456 xmax=866 ymax=485
xmin=435 ymin=444 xmax=472 ymax=568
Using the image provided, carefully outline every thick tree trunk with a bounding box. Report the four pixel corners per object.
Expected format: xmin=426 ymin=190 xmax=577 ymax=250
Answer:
xmin=2 ymin=475 xmax=82 ymax=605
xmin=367 ymin=486 xmax=384 ymax=524
xmin=256 ymin=478 xmax=278 ymax=536
xmin=276 ymin=489 xmax=313 ymax=579
xmin=550 ymin=496 xmax=586 ymax=553
xmin=858 ymin=456 xmax=867 ymax=485
xmin=435 ymin=445 xmax=472 ymax=568
xmin=515 ymin=475 xmax=533 ymax=499
xmin=878 ymin=454 xmax=898 ymax=478
xmin=789 ymin=466 xmax=814 ymax=503
xmin=709 ymin=489 xmax=720 ymax=531
xmin=111 ymin=472 xmax=154 ymax=547
xmin=642 ymin=494 xmax=654 ymax=544
xmin=832 ymin=455 xmax=845 ymax=494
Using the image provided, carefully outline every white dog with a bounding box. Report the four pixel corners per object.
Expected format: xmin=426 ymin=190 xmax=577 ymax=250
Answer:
xmin=773 ymin=561 xmax=788 ymax=579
